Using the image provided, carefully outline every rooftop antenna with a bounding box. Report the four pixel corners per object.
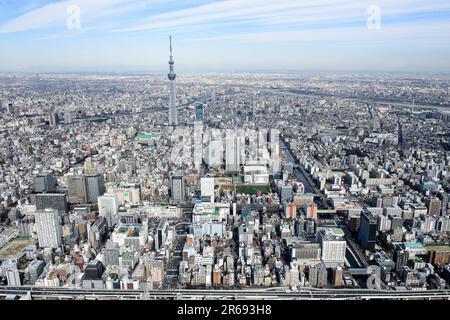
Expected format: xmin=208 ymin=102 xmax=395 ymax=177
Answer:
xmin=169 ymin=35 xmax=173 ymax=59
xmin=168 ymin=35 xmax=175 ymax=74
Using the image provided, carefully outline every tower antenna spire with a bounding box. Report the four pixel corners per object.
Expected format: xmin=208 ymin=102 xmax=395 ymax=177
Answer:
xmin=168 ymin=35 xmax=177 ymax=126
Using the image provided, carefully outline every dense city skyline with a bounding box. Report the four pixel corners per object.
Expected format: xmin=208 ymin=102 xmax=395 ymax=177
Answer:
xmin=1 ymin=0 xmax=450 ymax=72
xmin=1 ymin=68 xmax=450 ymax=300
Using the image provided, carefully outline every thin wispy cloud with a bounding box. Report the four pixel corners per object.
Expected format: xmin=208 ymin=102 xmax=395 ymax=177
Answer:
xmin=0 ymin=0 xmax=153 ymax=33
xmin=2 ymin=0 xmax=450 ymax=36
xmin=112 ymin=0 xmax=450 ymax=33
xmin=188 ymin=20 xmax=450 ymax=45
xmin=0 ymin=0 xmax=450 ymax=72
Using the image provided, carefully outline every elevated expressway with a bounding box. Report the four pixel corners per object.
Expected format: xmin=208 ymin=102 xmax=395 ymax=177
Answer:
xmin=1 ymin=286 xmax=449 ymax=300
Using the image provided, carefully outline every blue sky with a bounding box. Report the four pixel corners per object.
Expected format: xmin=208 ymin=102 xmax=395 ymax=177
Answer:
xmin=0 ymin=0 xmax=450 ymax=73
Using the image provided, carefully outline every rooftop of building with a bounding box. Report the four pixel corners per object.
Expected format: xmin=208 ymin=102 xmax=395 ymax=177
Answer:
xmin=115 ymin=224 xmax=142 ymax=237
xmin=425 ymin=245 xmax=450 ymax=252
xmin=135 ymin=134 xmax=161 ymax=140
xmin=328 ymin=227 xmax=345 ymax=237
xmin=404 ymin=242 xmax=425 ymax=249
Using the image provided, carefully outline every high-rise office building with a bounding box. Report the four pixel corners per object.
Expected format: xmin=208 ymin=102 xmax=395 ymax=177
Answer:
xmin=437 ymin=191 xmax=449 ymax=215
xmin=309 ymin=262 xmax=327 ymax=288
xmin=170 ymin=174 xmax=185 ymax=203
xmin=168 ymin=36 xmax=178 ymax=126
xmin=34 ymin=208 xmax=62 ymax=249
xmin=394 ymin=249 xmax=409 ymax=271
xmin=64 ymin=111 xmax=74 ymax=124
xmin=331 ymin=266 xmax=344 ymax=288
xmin=349 ymin=215 xmax=361 ymax=233
xmin=33 ymin=172 xmax=57 ymax=193
xmin=87 ymin=217 xmax=107 ymax=250
xmin=200 ymin=177 xmax=215 ymax=202
xmin=102 ymin=241 xmax=120 ymax=266
xmin=317 ymin=228 xmax=347 ymax=267
xmin=425 ymin=197 xmax=442 ymax=216
xmin=251 ymin=101 xmax=257 ymax=120
xmin=87 ymin=174 xmax=105 ymax=203
xmin=206 ymin=140 xmax=224 ymax=168
xmin=49 ymin=112 xmax=59 ymax=127
xmin=66 ymin=175 xmax=88 ymax=204
xmin=1 ymin=258 xmax=21 ymax=286
xmin=27 ymin=259 xmax=45 ymax=284
xmin=35 ymin=193 xmax=68 ymax=215
xmin=285 ymin=202 xmax=297 ymax=219
xmin=225 ymin=131 xmax=241 ymax=173
xmin=195 ymin=104 xmax=205 ymax=123
xmin=317 ymin=263 xmax=328 ymax=288
xmin=306 ymin=202 xmax=318 ymax=221
xmin=6 ymin=102 xmax=14 ymax=114
xmin=155 ymin=218 xmax=169 ymax=252
xmin=428 ymin=250 xmax=450 ymax=265
xmin=358 ymin=210 xmax=378 ymax=252
xmin=98 ymin=193 xmax=119 ymax=228
xmin=280 ymin=185 xmax=293 ymax=202
xmin=308 ymin=264 xmax=318 ymax=287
